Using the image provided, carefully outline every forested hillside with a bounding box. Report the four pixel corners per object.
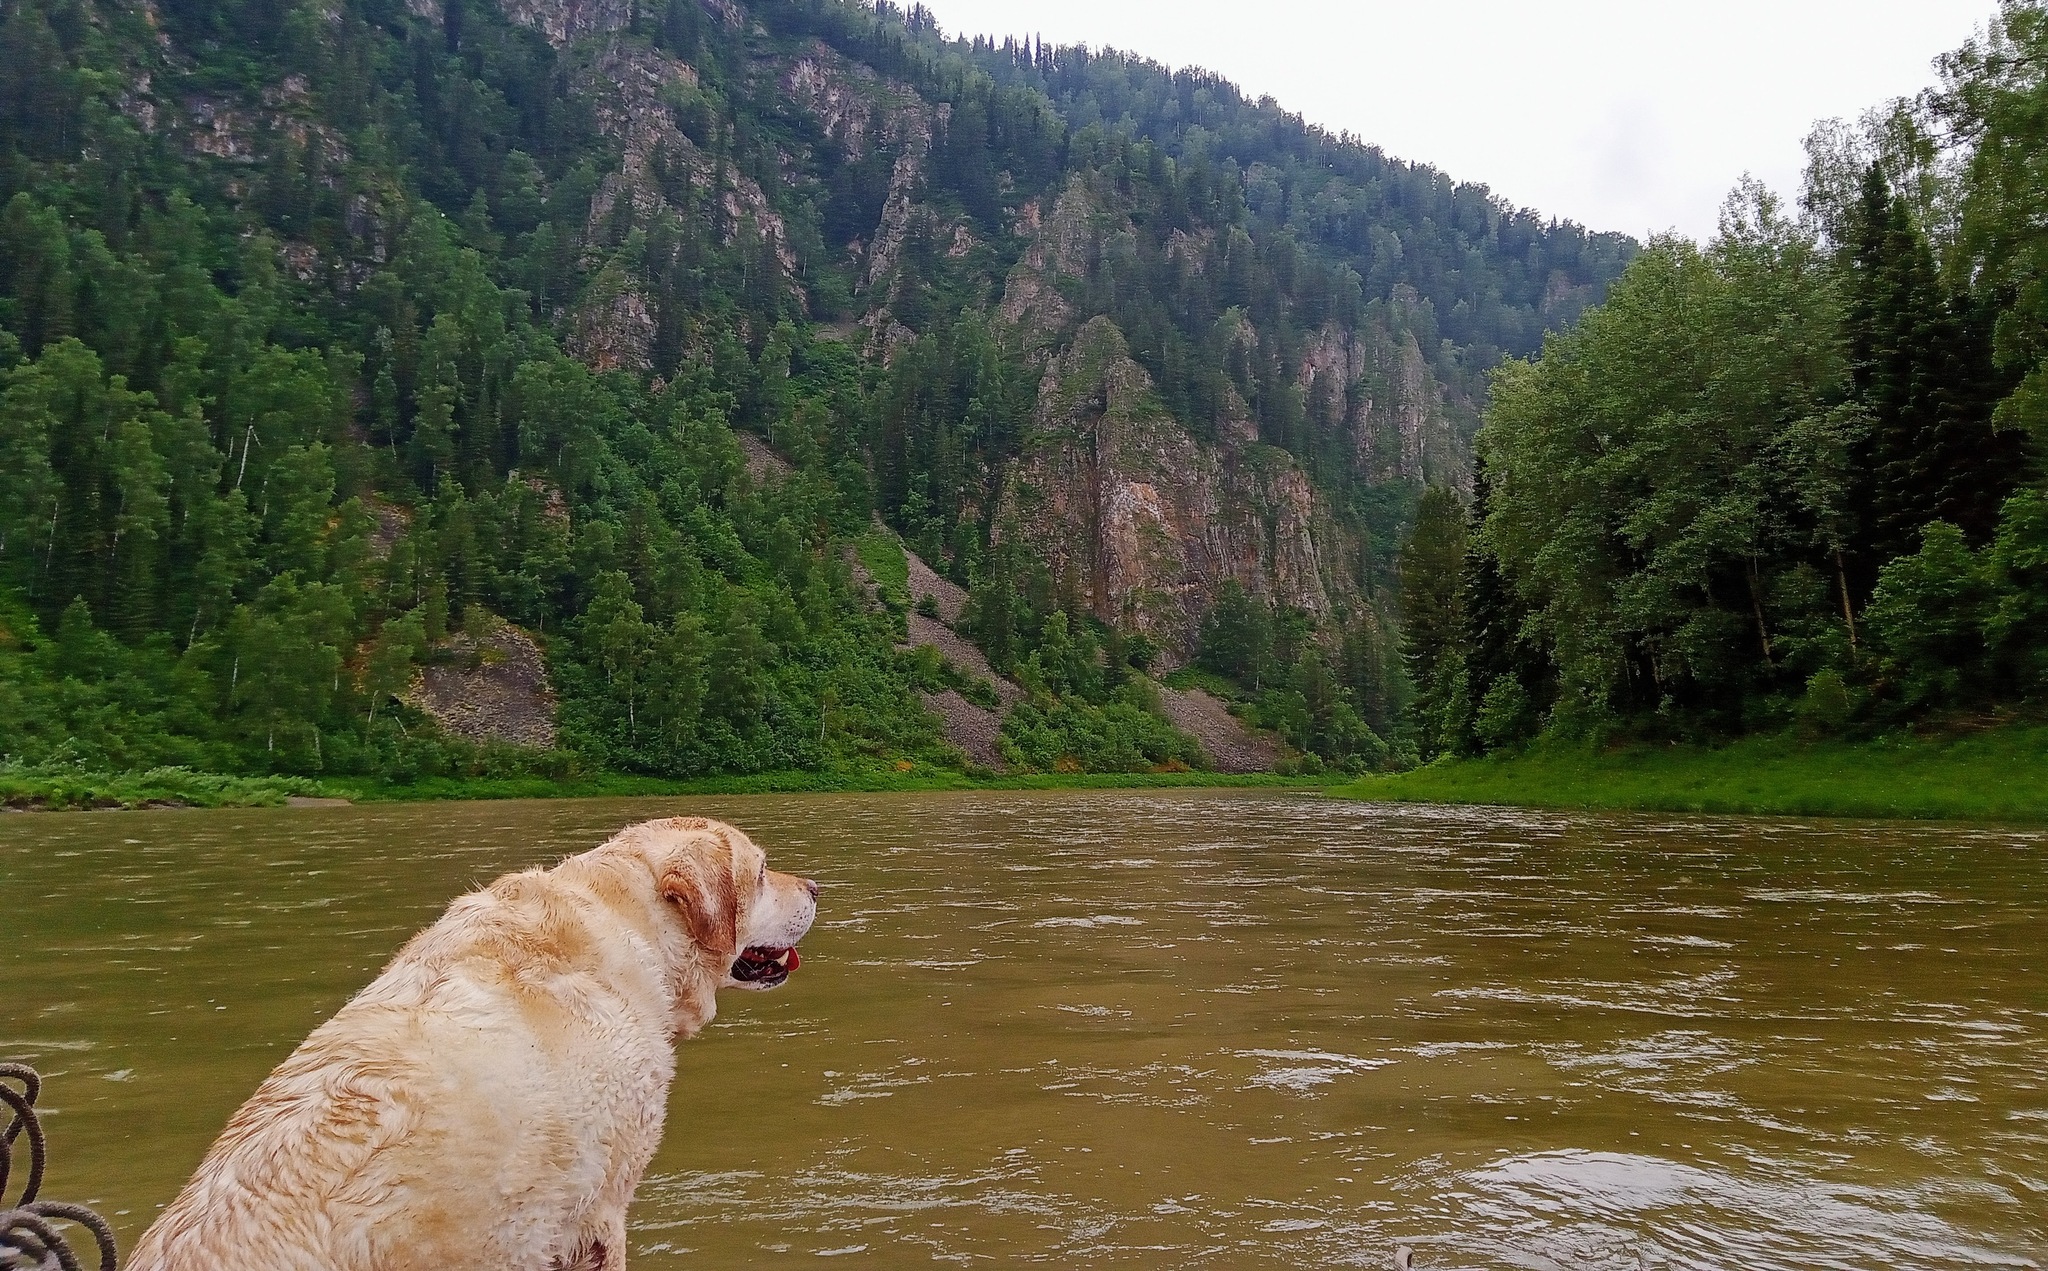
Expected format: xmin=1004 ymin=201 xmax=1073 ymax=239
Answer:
xmin=1404 ymin=1 xmax=2048 ymax=757
xmin=0 ymin=0 xmax=1633 ymax=782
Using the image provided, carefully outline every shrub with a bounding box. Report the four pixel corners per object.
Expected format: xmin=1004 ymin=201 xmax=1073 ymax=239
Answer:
xmin=999 ymin=691 xmax=1204 ymax=773
xmin=1474 ymin=675 xmax=1533 ymax=750
xmin=1867 ymin=523 xmax=1994 ymax=710
xmin=1795 ymin=669 xmax=1856 ymax=739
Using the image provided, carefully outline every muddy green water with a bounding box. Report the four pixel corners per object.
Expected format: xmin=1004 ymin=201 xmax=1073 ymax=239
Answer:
xmin=2 ymin=792 xmax=2045 ymax=1268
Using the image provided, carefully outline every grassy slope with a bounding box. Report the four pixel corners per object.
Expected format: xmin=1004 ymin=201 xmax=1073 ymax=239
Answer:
xmin=852 ymin=530 xmax=910 ymax=606
xmin=1333 ymin=727 xmax=2048 ymax=822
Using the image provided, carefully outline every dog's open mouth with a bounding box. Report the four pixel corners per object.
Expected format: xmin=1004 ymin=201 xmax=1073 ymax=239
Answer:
xmin=731 ymin=945 xmax=799 ymax=985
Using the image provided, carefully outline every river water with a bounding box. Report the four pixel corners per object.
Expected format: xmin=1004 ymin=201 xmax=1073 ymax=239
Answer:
xmin=2 ymin=791 xmax=2044 ymax=1268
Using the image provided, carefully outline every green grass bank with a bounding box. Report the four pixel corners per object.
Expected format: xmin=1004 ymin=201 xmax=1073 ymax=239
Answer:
xmin=1333 ymin=726 xmax=2048 ymax=823
xmin=21 ymin=729 xmax=2047 ymax=819
xmin=1 ymin=765 xmax=1326 ymax=812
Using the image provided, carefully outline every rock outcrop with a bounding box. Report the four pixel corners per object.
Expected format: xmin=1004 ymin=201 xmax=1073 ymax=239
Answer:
xmin=771 ymin=37 xmax=987 ymax=356
xmin=1298 ymin=304 xmax=1471 ymax=488
xmin=998 ymin=178 xmax=1475 ymax=495
xmin=995 ymin=317 xmax=1354 ymax=658
xmin=405 ymin=616 xmax=558 ymax=750
xmin=565 ymin=263 xmax=656 ymax=373
xmin=498 ymin=0 xmax=633 ymax=47
xmin=563 ymin=40 xmax=799 ymax=368
xmin=986 ymin=177 xmax=1482 ymax=655
xmin=995 ymin=177 xmax=1111 ymax=359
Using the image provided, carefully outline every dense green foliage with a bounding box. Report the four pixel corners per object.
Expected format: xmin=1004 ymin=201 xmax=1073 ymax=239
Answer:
xmin=1402 ymin=4 xmax=2048 ymax=756
xmin=0 ymin=228 xmax=946 ymax=777
xmin=0 ymin=756 xmax=1322 ymax=809
xmin=0 ymin=0 xmax=1627 ymax=783
xmin=1186 ymin=581 xmax=1400 ymax=772
xmin=994 ymin=612 xmax=1199 ymax=772
xmin=0 ymin=761 xmax=324 ymax=809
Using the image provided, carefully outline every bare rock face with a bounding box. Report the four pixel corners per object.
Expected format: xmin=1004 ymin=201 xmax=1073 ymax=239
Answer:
xmin=698 ymin=0 xmax=745 ymax=27
xmin=780 ymin=48 xmax=874 ymax=157
xmin=1298 ymin=312 xmax=1469 ymax=487
xmin=861 ymin=145 xmax=931 ymax=294
xmin=566 ymin=263 xmax=655 ymax=372
xmin=847 ymin=111 xmax=981 ymax=357
xmin=183 ymin=96 xmax=258 ymax=161
xmin=405 ymin=616 xmax=558 ymax=750
xmin=770 ymin=38 xmax=987 ymax=351
xmin=498 ymin=0 xmax=633 ymax=47
xmin=996 ymin=317 xmax=1354 ymax=657
xmin=564 ymin=40 xmax=799 ymax=369
xmin=184 ymin=81 xmax=349 ymax=169
xmin=995 ymin=176 xmax=1112 ymax=359
xmin=1000 ymin=179 xmax=1473 ymax=494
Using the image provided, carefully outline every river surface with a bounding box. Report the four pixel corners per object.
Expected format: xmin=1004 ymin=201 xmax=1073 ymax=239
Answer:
xmin=2 ymin=791 xmax=2045 ymax=1268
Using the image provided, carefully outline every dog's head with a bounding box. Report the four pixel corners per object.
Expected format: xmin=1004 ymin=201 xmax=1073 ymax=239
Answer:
xmin=610 ymin=817 xmax=818 ymax=996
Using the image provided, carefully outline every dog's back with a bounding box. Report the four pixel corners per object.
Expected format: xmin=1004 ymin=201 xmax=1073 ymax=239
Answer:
xmin=128 ymin=864 xmax=677 ymax=1271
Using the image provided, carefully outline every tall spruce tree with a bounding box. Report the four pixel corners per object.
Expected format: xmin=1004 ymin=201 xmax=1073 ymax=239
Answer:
xmin=1400 ymin=485 xmax=1469 ymax=756
xmin=1459 ymin=455 xmax=1543 ymax=749
xmin=1845 ymin=164 xmax=2023 ymax=587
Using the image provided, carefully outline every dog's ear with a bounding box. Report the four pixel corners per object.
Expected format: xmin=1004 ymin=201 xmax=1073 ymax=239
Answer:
xmin=660 ymin=847 xmax=739 ymax=958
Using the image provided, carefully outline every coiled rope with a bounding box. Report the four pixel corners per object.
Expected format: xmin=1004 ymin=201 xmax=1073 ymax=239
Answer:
xmin=1 ymin=1065 xmax=118 ymax=1271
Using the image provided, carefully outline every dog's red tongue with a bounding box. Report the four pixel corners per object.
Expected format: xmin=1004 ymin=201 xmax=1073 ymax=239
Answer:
xmin=784 ymin=948 xmax=800 ymax=971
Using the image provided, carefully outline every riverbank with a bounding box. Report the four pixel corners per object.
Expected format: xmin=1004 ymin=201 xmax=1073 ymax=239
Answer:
xmin=335 ymin=768 xmax=1328 ymax=803
xmin=1333 ymin=726 xmax=2048 ymax=823
xmin=0 ymin=766 xmax=328 ymax=812
xmin=22 ymin=727 xmax=2046 ymax=818
xmin=0 ymin=764 xmax=1326 ymax=811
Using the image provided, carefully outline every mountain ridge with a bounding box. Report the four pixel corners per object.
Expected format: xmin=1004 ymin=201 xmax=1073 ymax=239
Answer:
xmin=0 ymin=0 xmax=1633 ymax=778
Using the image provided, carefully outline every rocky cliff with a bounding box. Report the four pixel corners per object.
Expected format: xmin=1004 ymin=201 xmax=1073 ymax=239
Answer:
xmin=997 ymin=317 xmax=1353 ymax=657
xmin=979 ymin=177 xmax=1491 ymax=654
xmin=463 ymin=3 xmax=1596 ymax=653
xmin=1299 ymin=306 xmax=1472 ymax=488
xmin=514 ymin=0 xmax=1616 ymax=674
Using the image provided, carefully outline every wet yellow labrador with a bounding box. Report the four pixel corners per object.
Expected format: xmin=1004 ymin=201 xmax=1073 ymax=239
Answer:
xmin=128 ymin=817 xmax=817 ymax=1271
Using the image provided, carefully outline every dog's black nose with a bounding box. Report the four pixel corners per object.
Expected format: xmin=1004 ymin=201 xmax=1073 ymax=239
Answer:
xmin=802 ymin=878 xmax=819 ymax=899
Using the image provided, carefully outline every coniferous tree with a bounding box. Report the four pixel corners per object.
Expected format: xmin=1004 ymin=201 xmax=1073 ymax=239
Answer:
xmin=1196 ymin=580 xmax=1273 ymax=688
xmin=1337 ymin=613 xmax=1400 ymax=739
xmin=1400 ymin=485 xmax=1469 ymax=756
xmin=1459 ymin=455 xmax=1542 ymax=749
xmin=1845 ymin=165 xmax=2024 ymax=587
xmin=1930 ymin=288 xmax=2029 ymax=539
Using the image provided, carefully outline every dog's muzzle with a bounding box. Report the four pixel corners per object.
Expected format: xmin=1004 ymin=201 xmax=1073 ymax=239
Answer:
xmin=731 ymin=946 xmax=799 ymax=986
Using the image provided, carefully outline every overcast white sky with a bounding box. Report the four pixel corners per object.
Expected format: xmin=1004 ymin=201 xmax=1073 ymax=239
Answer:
xmin=910 ymin=0 xmax=1991 ymax=241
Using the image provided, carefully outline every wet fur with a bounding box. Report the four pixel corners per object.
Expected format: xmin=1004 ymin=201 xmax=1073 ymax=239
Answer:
xmin=127 ymin=817 xmax=816 ymax=1271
